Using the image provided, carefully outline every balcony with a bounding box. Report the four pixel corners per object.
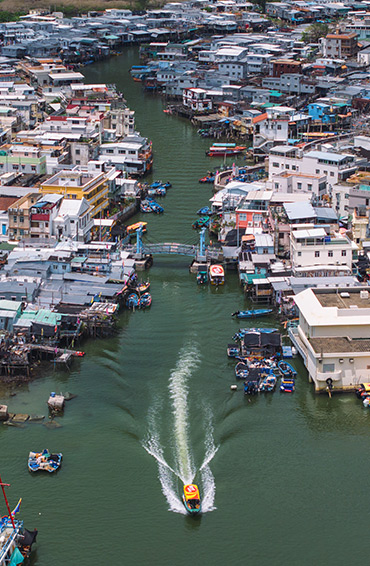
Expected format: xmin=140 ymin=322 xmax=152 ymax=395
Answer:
xmin=316 ymin=370 xmax=342 ymax=382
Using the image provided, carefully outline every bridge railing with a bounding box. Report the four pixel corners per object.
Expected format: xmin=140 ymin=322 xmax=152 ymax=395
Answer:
xmin=122 ymin=242 xmax=222 ymax=260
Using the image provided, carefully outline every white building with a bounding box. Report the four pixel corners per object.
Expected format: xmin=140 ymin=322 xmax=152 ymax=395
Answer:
xmin=53 ymin=198 xmax=93 ymax=242
xmin=268 ymin=146 xmax=362 ymax=187
xmin=290 ymin=287 xmax=370 ymax=391
xmin=182 ymin=88 xmax=212 ymax=112
xmin=290 ymin=227 xmax=355 ymax=277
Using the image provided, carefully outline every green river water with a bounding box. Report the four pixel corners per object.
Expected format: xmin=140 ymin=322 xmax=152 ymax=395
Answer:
xmin=1 ymin=47 xmax=370 ymax=566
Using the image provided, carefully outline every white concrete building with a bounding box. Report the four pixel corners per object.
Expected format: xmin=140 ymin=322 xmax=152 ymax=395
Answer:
xmin=268 ymin=146 xmax=362 ymax=186
xmin=53 ymin=198 xmax=93 ymax=242
xmin=290 ymin=227 xmax=355 ymax=277
xmin=290 ymin=287 xmax=370 ymax=391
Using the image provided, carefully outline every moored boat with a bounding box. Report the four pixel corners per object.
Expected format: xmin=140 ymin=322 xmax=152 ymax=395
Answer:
xmin=182 ymin=484 xmax=201 ymax=515
xmin=137 ymin=281 xmax=150 ymax=294
xmin=231 ymin=309 xmax=273 ymax=319
xmin=139 ymin=292 xmax=152 ymax=309
xmin=209 ymin=264 xmax=225 ymax=286
xmin=197 ymin=206 xmax=213 ymax=216
xmin=0 ymin=479 xmax=38 ymax=565
xmin=126 ymin=292 xmax=139 ymax=309
xmin=192 ymin=216 xmax=210 ymax=229
xmin=206 ymin=144 xmax=247 ymax=157
xmin=278 ymin=360 xmax=297 ymax=378
xmin=28 ymin=449 xmax=62 ymax=473
xmin=227 ymin=344 xmax=240 ymax=357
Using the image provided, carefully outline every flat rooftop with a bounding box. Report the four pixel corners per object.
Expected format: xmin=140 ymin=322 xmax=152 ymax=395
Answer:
xmin=310 ymin=336 xmax=370 ymax=354
xmin=314 ymin=288 xmax=370 ymax=309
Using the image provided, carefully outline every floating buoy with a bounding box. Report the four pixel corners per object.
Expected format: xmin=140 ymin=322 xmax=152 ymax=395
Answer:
xmin=230 ymin=385 xmax=237 ymax=391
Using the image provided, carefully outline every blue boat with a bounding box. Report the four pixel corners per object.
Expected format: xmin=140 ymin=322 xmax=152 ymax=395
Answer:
xmin=197 ymin=206 xmax=213 ymax=216
xmin=147 ymin=187 xmax=166 ymax=197
xmin=227 ymin=344 xmax=240 ymax=357
xmin=28 ymin=449 xmax=62 ymax=473
xmin=197 ymin=270 xmax=208 ymax=284
xmin=278 ymin=360 xmax=297 ymax=378
xmin=259 ymin=374 xmax=277 ymax=392
xmin=126 ymin=292 xmax=139 ymax=309
xmin=141 ymin=199 xmax=164 ymax=214
xmin=233 ymin=328 xmax=278 ymax=341
xmin=232 ymin=309 xmax=273 ymax=319
xmin=235 ymin=362 xmax=249 ymax=379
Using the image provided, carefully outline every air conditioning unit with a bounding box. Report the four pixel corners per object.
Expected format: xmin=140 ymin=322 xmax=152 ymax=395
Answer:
xmin=360 ymin=290 xmax=369 ymax=299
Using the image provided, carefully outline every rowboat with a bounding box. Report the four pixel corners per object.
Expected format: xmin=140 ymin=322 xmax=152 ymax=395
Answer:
xmin=232 ymin=309 xmax=273 ymax=319
xmin=182 ymin=484 xmax=201 ymax=515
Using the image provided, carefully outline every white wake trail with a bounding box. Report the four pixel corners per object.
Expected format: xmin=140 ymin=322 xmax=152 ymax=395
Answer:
xmin=168 ymin=344 xmax=199 ymax=484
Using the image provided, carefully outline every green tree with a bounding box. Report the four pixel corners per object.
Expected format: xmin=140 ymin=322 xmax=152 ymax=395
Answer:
xmin=302 ymin=22 xmax=329 ymax=44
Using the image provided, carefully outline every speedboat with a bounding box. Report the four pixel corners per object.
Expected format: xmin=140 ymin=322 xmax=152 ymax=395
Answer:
xmin=182 ymin=484 xmax=201 ymax=515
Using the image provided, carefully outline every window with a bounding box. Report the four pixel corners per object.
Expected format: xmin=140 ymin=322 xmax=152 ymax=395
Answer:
xmin=328 ymin=251 xmax=333 ymax=257
xmin=277 ymin=125 xmax=282 ymax=130
xmin=315 ymin=251 xmax=320 ymax=257
xmin=298 ymin=251 xmax=302 ymax=256
xmin=307 ymin=184 xmax=312 ymax=191
xmin=239 ymin=213 xmax=247 ymax=221
xmin=20 ymin=216 xmax=24 ymax=223
xmin=316 ymin=169 xmax=320 ymax=174
xmin=323 ymin=363 xmax=335 ymax=373
xmin=297 ymin=183 xmax=302 ymax=190
xmin=76 ymin=149 xmax=80 ymax=155
xmin=330 ymin=171 xmax=334 ymax=177
xmin=285 ymin=164 xmax=289 ymax=169
xmin=292 ymin=165 xmax=296 ymax=170
xmin=341 ymin=250 xmax=346 ymax=256
xmin=273 ymin=162 xmax=279 ymax=167
xmin=13 ymin=215 xmax=17 ymax=223
xmin=275 ymin=183 xmax=279 ymax=189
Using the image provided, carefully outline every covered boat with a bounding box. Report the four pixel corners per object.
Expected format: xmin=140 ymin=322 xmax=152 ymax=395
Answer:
xmin=206 ymin=144 xmax=247 ymax=157
xmin=209 ymin=264 xmax=225 ymax=286
xmin=28 ymin=450 xmax=62 ymax=473
xmin=227 ymin=344 xmax=240 ymax=357
xmin=235 ymin=362 xmax=249 ymax=379
xmin=232 ymin=309 xmax=273 ymax=319
xmin=182 ymin=484 xmax=201 ymax=515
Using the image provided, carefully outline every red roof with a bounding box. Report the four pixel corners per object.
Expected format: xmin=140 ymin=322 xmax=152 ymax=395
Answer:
xmin=252 ymin=112 xmax=268 ymax=124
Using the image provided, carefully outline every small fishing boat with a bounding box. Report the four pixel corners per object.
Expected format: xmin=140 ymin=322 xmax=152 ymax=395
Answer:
xmin=150 ymin=180 xmax=171 ymax=189
xmin=182 ymin=484 xmax=201 ymax=515
xmin=259 ymin=375 xmax=277 ymax=392
xmin=231 ymin=309 xmax=273 ymax=319
xmin=139 ymin=292 xmax=152 ymax=309
xmin=197 ymin=270 xmax=208 ymax=284
xmin=235 ymin=362 xmax=249 ymax=379
xmin=206 ymin=144 xmax=247 ymax=157
xmin=233 ymin=328 xmax=278 ymax=341
xmin=197 ymin=206 xmax=213 ymax=216
xmin=199 ymin=175 xmax=215 ymax=183
xmin=227 ymin=344 xmax=240 ymax=357
xmin=192 ymin=216 xmax=210 ymax=229
xmin=278 ymin=360 xmax=297 ymax=378
xmin=28 ymin=450 xmax=62 ymax=473
xmin=126 ymin=293 xmax=139 ymax=309
xmin=280 ymin=377 xmax=295 ymax=393
xmin=137 ymin=281 xmax=150 ymax=293
xmin=209 ymin=264 xmax=225 ymax=286
xmin=147 ymin=186 xmax=166 ymax=197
